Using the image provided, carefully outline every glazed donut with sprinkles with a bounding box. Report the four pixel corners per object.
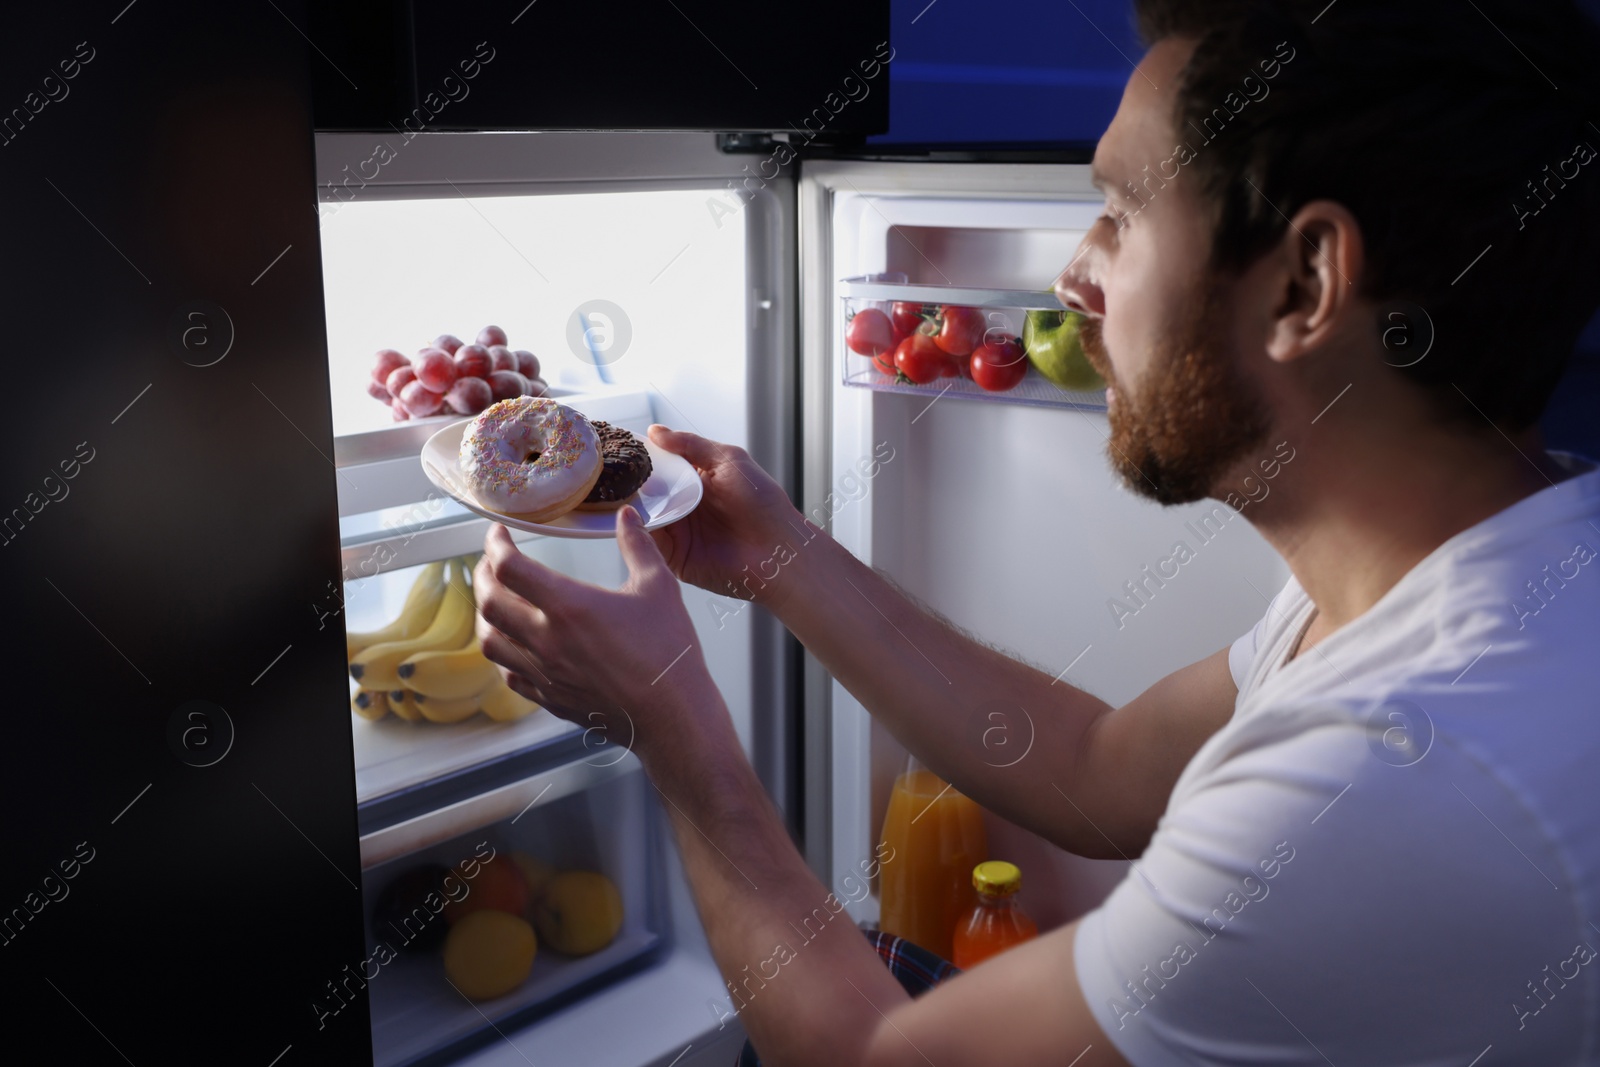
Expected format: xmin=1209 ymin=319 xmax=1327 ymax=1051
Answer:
xmin=458 ymin=397 xmax=602 ymax=522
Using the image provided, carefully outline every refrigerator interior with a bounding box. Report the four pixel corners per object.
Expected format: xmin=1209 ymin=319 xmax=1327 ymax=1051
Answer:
xmin=315 ymin=136 xmax=781 ymax=1065
xmin=808 ymin=162 xmax=1294 ymax=932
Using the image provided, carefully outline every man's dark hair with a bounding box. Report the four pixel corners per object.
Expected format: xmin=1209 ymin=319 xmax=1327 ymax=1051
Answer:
xmin=1132 ymin=0 xmax=1600 ymax=430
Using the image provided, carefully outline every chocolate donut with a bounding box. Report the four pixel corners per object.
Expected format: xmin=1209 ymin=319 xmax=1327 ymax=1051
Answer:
xmin=577 ymin=421 xmax=652 ymax=510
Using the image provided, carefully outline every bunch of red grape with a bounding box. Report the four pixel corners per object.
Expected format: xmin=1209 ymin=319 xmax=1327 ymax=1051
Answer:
xmin=368 ymin=325 xmax=548 ymax=421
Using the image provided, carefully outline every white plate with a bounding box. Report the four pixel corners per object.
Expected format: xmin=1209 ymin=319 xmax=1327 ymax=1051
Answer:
xmin=419 ymin=417 xmax=702 ymax=538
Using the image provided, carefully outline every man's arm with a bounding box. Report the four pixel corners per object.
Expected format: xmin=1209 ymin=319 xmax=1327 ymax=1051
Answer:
xmin=644 ymin=426 xmax=1242 ymax=858
xmin=472 ymin=522 xmax=1129 ymax=1066
xmin=474 ymin=515 xmax=1134 ymax=1066
xmin=644 ymin=668 xmax=1131 ymax=1067
xmin=775 ymin=528 xmax=1239 ymax=858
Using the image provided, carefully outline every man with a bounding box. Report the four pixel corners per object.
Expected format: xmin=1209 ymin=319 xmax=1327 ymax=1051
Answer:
xmin=475 ymin=1 xmax=1600 ymax=1062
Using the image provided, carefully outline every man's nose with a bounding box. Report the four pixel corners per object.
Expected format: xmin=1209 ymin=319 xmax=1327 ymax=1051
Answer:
xmin=1054 ymin=244 xmax=1105 ymax=317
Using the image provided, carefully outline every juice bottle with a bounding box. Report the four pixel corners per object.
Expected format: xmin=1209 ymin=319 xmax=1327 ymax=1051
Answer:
xmin=877 ymin=755 xmax=987 ymax=960
xmin=951 ymin=860 xmax=1038 ymax=970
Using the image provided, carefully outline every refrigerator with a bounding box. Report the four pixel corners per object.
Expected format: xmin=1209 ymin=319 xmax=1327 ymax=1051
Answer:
xmin=311 ymin=128 xmax=1291 ymax=1066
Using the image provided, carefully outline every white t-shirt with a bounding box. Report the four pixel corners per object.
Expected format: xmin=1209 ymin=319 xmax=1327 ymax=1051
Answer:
xmin=1074 ymin=453 xmax=1600 ymax=1065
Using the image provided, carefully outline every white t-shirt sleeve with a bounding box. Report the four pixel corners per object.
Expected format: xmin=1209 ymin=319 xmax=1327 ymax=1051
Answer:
xmin=1072 ymin=707 xmax=1585 ymax=1065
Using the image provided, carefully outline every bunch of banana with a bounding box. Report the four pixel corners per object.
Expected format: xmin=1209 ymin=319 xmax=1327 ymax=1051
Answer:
xmin=346 ymin=560 xmax=448 ymax=661
xmin=347 ymin=554 xmax=541 ymax=726
xmin=387 ymin=688 xmax=424 ymax=722
xmin=400 ymin=633 xmax=499 ymax=701
xmin=480 ymin=679 xmax=539 ymax=722
xmin=350 ymin=558 xmax=476 ymax=691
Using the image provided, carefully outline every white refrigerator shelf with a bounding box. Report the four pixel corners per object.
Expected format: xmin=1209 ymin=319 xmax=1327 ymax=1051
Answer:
xmin=351 ymin=708 xmax=580 ymax=810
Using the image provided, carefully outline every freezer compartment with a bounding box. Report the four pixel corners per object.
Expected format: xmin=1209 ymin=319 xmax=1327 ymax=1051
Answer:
xmin=360 ymin=757 xmax=665 ymax=1067
xmin=838 ymin=276 xmax=1106 ymax=410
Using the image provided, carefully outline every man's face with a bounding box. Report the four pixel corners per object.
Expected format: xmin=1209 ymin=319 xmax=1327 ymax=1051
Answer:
xmin=1055 ymin=38 xmax=1272 ymax=506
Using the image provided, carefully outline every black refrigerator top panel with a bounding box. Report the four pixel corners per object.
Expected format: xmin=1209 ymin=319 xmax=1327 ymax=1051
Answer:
xmin=309 ymin=0 xmax=892 ymax=136
xmin=1 ymin=2 xmax=371 ymax=1063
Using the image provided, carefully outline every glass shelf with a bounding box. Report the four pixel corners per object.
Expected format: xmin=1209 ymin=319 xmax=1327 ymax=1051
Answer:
xmin=351 ymin=701 xmax=581 ymax=815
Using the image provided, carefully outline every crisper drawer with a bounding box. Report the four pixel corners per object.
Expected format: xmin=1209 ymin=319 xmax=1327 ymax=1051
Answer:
xmin=357 ymin=755 xmax=666 ymax=1067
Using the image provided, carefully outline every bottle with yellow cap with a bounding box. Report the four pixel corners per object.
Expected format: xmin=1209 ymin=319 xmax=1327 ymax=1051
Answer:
xmin=951 ymin=860 xmax=1039 ymax=969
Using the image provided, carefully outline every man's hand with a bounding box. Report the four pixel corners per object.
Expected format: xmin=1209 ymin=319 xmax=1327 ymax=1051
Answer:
xmin=473 ymin=510 xmax=717 ymax=753
xmin=644 ymin=424 xmax=814 ymax=614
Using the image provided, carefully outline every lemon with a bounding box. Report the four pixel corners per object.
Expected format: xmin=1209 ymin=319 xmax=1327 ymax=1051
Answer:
xmin=443 ymin=910 xmax=537 ymax=1000
xmin=533 ymin=871 xmax=623 ymax=956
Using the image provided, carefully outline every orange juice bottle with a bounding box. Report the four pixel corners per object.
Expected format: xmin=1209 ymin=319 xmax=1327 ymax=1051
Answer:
xmin=877 ymin=755 xmax=987 ymax=960
xmin=951 ymin=861 xmax=1038 ymax=969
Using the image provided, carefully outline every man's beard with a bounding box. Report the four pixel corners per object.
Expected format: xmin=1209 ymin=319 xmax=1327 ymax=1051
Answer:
xmin=1078 ymin=284 xmax=1272 ymax=506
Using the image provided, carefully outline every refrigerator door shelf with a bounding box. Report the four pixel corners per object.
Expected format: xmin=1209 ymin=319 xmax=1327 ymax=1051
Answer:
xmin=361 ymin=760 xmax=666 ymax=1067
xmin=842 ymin=365 xmax=1106 ymax=411
xmin=839 ymin=277 xmax=1107 ymax=411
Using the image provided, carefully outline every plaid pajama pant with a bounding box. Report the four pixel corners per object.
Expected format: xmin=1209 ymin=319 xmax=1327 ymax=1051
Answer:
xmin=735 ymin=929 xmax=961 ymax=1065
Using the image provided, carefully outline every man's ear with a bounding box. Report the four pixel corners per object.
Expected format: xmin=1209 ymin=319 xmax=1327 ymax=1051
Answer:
xmin=1262 ymin=199 xmax=1365 ymax=365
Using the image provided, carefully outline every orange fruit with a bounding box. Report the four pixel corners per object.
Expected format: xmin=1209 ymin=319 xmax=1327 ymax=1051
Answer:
xmin=443 ymin=853 xmax=529 ymax=926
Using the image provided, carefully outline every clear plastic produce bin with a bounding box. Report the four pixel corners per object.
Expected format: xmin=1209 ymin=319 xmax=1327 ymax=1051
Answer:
xmin=838 ymin=275 xmax=1108 ymax=411
xmin=359 ymin=760 xmax=666 ymax=1066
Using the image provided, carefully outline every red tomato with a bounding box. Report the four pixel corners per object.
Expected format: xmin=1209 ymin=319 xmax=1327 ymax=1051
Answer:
xmin=847 ymin=308 xmax=895 ymax=359
xmin=970 ymin=335 xmax=1028 ymax=392
xmin=894 ymin=332 xmax=946 ymax=384
xmin=891 ymin=302 xmax=925 ymax=338
xmin=936 ymin=306 xmax=985 ymax=358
